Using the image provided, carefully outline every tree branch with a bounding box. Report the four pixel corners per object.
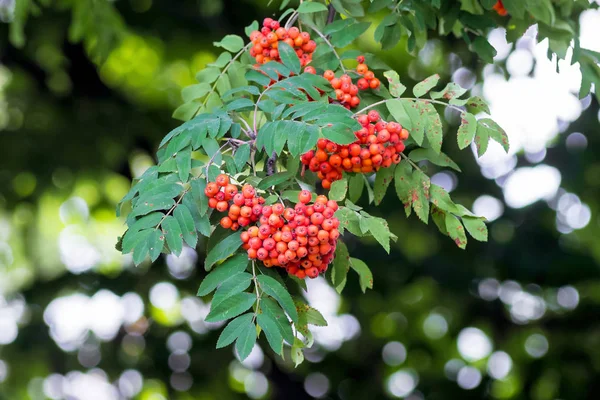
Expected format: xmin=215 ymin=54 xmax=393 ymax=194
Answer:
xmin=326 ymin=3 xmax=336 ymax=25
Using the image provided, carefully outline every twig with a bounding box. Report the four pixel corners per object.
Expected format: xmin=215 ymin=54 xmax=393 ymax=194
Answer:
xmin=326 ymin=3 xmax=336 ymax=25
xmin=400 ymin=152 xmax=424 ymax=173
xmin=266 ymin=152 xmax=277 ymax=176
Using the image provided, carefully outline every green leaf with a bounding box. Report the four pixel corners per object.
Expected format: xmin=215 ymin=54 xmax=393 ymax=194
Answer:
xmin=291 ymin=338 xmax=305 ymax=367
xmin=190 ymin=180 xmax=209 ymax=217
xmin=470 ymin=37 xmax=497 ymax=64
xmin=331 ymin=0 xmax=365 ymax=17
xmin=474 ymin=122 xmax=490 ymax=157
xmin=374 ymin=166 xmax=395 ymax=205
xmin=478 ymin=118 xmax=509 ymax=152
xmin=212 ymin=272 xmax=253 ymax=308
xmin=413 ymin=74 xmax=440 ymax=97
xmin=394 ymin=162 xmax=413 ymax=217
xmin=330 ymin=21 xmax=371 ymax=47
xmin=419 ymin=102 xmax=443 ymax=154
xmin=457 ymin=113 xmax=477 ymax=150
xmin=173 ymin=204 xmax=198 ymax=248
xmin=329 ymin=178 xmax=348 ymax=201
xmin=260 ymin=297 xmax=294 ymax=344
xmin=348 ymin=173 xmax=365 ymax=203
xmin=196 ymin=67 xmax=221 ymax=84
xmin=198 ymin=253 xmax=249 ymax=296
xmin=409 ymin=148 xmax=461 ymax=172
xmin=331 ymin=241 xmax=350 ymax=293
xmin=132 ymin=230 xmax=151 ymax=265
xmin=383 ymin=70 xmax=406 ymax=97
xmin=257 ymin=172 xmax=294 ymax=190
xmin=257 ymin=275 xmax=298 ymax=323
xmin=365 ymin=217 xmax=392 ymax=253
xmin=176 ymin=147 xmax=192 ymax=182
xmin=129 ymin=212 xmax=163 ymax=233
xmin=257 ymin=313 xmax=283 ymax=355
xmin=349 ymin=258 xmax=373 ymax=292
xmin=213 ymin=34 xmax=245 ymax=52
xmin=234 ymin=144 xmax=251 ymax=171
xmin=460 ymin=0 xmax=484 ymax=14
xmin=148 ymin=229 xmax=165 ymax=262
xmin=295 ymin=300 xmax=327 ymax=339
xmin=217 ymin=313 xmax=254 ymax=348
xmin=297 ymin=2 xmax=328 ymax=13
xmin=386 ymin=99 xmax=424 ymax=145
xmin=466 ymin=96 xmax=490 ymax=114
xmin=204 ymin=231 xmax=244 ymax=271
xmin=205 ymin=292 xmax=256 ymax=322
xmin=445 ymin=214 xmax=468 ymax=249
xmin=182 ymin=83 xmax=211 ymax=103
xmin=502 ymin=0 xmax=526 ymax=18
xmin=162 ymin=216 xmax=183 ymax=256
xmin=244 ymin=20 xmax=259 ymax=37
xmin=322 ymin=124 xmax=358 ymax=145
xmin=363 ymin=174 xmax=374 ymax=204
xmin=277 ymin=41 xmax=301 ymax=75
xmin=526 ymin=0 xmax=555 ymax=26
xmin=429 ymin=184 xmax=460 ymax=214
xmin=430 ymin=82 xmax=467 ymax=100
xmin=208 ymin=52 xmax=233 ymax=68
xmin=462 ymin=217 xmax=488 ymax=242
xmin=411 ymin=169 xmax=431 ymax=223
xmin=235 ymin=319 xmax=257 ymax=361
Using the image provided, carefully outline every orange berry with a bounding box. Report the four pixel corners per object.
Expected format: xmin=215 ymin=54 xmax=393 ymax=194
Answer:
xmin=364 ymin=71 xmax=375 ymax=80
xmin=356 ymin=63 xmax=369 ymax=75
xmin=247 ymin=248 xmax=258 ymax=259
xmin=323 ymin=70 xmax=335 ymax=80
xmin=216 ymin=201 xmax=229 ymax=212
xmin=299 ymin=190 xmax=312 ymax=204
xmin=304 ymin=66 xmax=316 ymax=74
xmin=369 ymin=78 xmax=381 ymax=89
xmin=205 ymin=182 xmax=219 ymax=197
xmin=208 ymin=197 xmax=218 ymax=208
xmin=330 ymin=78 xmax=342 ymax=89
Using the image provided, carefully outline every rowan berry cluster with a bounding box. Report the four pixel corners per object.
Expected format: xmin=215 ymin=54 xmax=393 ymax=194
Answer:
xmin=304 ymin=56 xmax=380 ymax=109
xmin=205 ymin=176 xmax=340 ymax=279
xmin=301 ymin=110 xmax=409 ymax=188
xmin=249 ymin=18 xmax=316 ymax=66
xmin=240 ymin=190 xmax=339 ymax=279
xmin=204 ymin=174 xmax=266 ymax=231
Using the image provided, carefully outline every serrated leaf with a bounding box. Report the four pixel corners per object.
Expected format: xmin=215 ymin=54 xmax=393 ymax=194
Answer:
xmin=329 ymin=178 xmax=348 ymax=201
xmin=173 ymin=203 xmax=198 ymax=248
xmin=412 ymin=169 xmax=431 ymax=223
xmin=322 ymin=124 xmax=358 ymax=145
xmin=331 ymin=241 xmax=350 ymax=294
xmin=212 ymin=272 xmax=253 ymax=309
xmin=148 ymin=230 xmax=165 ymax=262
xmin=277 ymin=41 xmax=301 ymax=75
xmin=257 ymin=172 xmax=294 ymax=190
xmin=445 ymin=214 xmax=468 ymax=249
xmin=383 ymin=70 xmax=406 ymax=97
xmin=478 ymin=118 xmax=509 ymax=152
xmin=182 ymin=83 xmax=211 ymax=102
xmin=394 ymin=162 xmax=413 ymax=217
xmin=260 ymin=297 xmax=294 ymax=344
xmin=257 ymin=313 xmax=283 ymax=355
xmin=235 ymin=319 xmax=257 ymax=361
xmin=413 ymin=74 xmax=440 ymax=97
xmin=213 ymin=34 xmax=245 ymax=52
xmin=161 ymin=215 xmax=183 ymax=256
xmin=217 ymin=313 xmax=254 ymax=348
xmin=291 ymin=338 xmax=305 ymax=367
xmin=457 ymin=113 xmax=477 ymax=150
xmin=330 ymin=21 xmax=371 ymax=47
xmin=209 ymin=52 xmax=233 ymax=68
xmin=349 ymin=258 xmax=373 ymax=292
xmin=196 ymin=67 xmax=221 ymax=84
xmin=430 ymin=82 xmax=467 ymax=100
xmin=257 ymin=275 xmax=298 ymax=323
xmin=409 ymin=148 xmax=461 ymax=172
xmin=462 ymin=217 xmax=488 ymax=242
xmin=297 ymin=2 xmax=328 ymax=13
xmin=502 ymin=0 xmax=525 ymax=18
xmin=202 ymin=138 xmax=222 ymax=166
xmin=204 ymin=231 xmax=244 ymax=271
xmin=206 ymin=292 xmax=256 ymax=322
xmin=374 ymin=166 xmax=395 ymax=205
xmin=198 ymin=253 xmax=249 ymax=296
xmin=234 ymin=144 xmax=251 ymax=171
xmin=132 ymin=230 xmax=152 ymax=265
xmin=176 ymin=147 xmax=192 ymax=182
xmin=129 ymin=212 xmax=163 ymax=233
xmin=470 ymin=36 xmax=497 ymax=63
xmin=466 ymin=96 xmax=490 ymax=114
xmin=386 ymin=99 xmax=424 ymax=145
xmin=348 ymin=173 xmax=365 ymax=203
xmin=365 ymin=217 xmax=392 ymax=253
xmin=429 ymin=184 xmax=460 ymax=214
xmin=420 ymin=102 xmax=443 ymax=154
xmin=190 ymin=179 xmax=209 ymax=217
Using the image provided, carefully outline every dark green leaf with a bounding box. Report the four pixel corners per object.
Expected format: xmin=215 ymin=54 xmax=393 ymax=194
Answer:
xmin=206 ymin=292 xmax=256 ymax=322
xmin=132 ymin=230 xmax=152 ymax=265
xmin=394 ymin=161 xmax=413 ymax=217
xmin=374 ymin=165 xmax=395 ymax=205
xmin=176 ymin=147 xmax=192 ymax=182
xmin=173 ymin=203 xmax=198 ymax=248
xmin=409 ymin=148 xmax=461 ymax=172
xmin=257 ymin=172 xmax=294 ymax=190
xmin=204 ymin=231 xmax=244 ymax=271
xmin=161 ymin=216 xmax=183 ymax=256
xmin=260 ymin=297 xmax=294 ymax=344
xmin=212 ymin=272 xmax=253 ymax=308
xmin=330 ymin=21 xmax=371 ymax=48
xmin=348 ymin=173 xmax=365 ymax=203
xmin=217 ymin=313 xmax=254 ymax=348
xmin=198 ymin=253 xmax=249 ymax=296
xmin=297 ymin=2 xmax=328 ymax=13
xmin=257 ymin=275 xmax=298 ymax=323
xmin=349 ymin=258 xmax=373 ymax=292
xmin=148 ymin=229 xmax=165 ymax=262
xmin=235 ymin=320 xmax=257 ymax=361
xmin=365 ymin=217 xmax=392 ymax=253
xmin=257 ymin=313 xmax=283 ymax=355
xmin=277 ymin=41 xmax=301 ymax=75
xmin=470 ymin=37 xmax=497 ymax=63
xmin=331 ymin=241 xmax=350 ymax=293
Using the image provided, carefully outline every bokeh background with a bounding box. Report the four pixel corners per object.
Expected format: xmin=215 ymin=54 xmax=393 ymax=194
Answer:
xmin=1 ymin=0 xmax=600 ymax=399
